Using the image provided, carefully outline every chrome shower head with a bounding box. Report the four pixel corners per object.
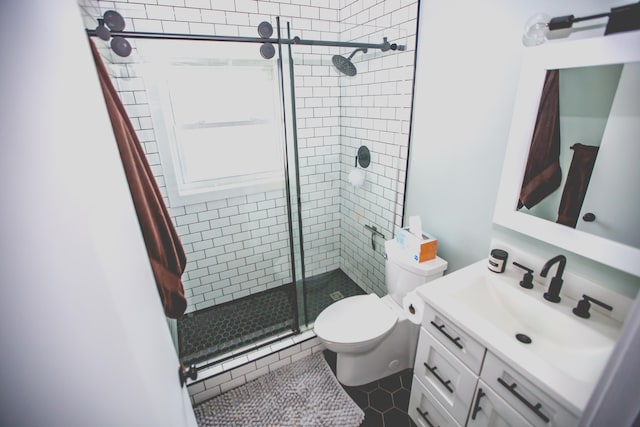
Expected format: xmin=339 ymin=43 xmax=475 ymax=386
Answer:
xmin=332 ymin=47 xmax=367 ymax=76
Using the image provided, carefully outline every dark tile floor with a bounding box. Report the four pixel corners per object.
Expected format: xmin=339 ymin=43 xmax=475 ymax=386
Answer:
xmin=324 ymin=350 xmax=417 ymax=427
xmin=178 ymin=268 xmax=365 ymax=365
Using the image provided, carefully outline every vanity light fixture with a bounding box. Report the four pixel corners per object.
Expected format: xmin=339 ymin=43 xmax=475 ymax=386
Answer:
xmin=523 ymin=2 xmax=640 ymax=46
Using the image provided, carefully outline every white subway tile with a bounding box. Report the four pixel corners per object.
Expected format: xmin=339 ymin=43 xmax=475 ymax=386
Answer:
xmin=185 ymin=0 xmax=210 ymax=7
xmin=245 ymin=366 xmax=269 ymax=382
xmin=192 ymin=386 xmax=221 ymax=405
xmin=157 ymin=0 xmax=184 ymax=6
xmin=257 ymin=2 xmax=279 ymax=16
xmin=175 ymin=7 xmax=201 ymax=21
xmin=225 ymin=11 xmax=249 ymax=25
xmin=280 ymin=4 xmax=301 ymax=18
xmin=234 ymin=0 xmax=258 ymax=13
xmin=145 ymin=5 xmax=174 ymax=20
xmin=162 ymin=20 xmax=190 ymax=33
xmin=200 ymin=9 xmax=225 ymax=23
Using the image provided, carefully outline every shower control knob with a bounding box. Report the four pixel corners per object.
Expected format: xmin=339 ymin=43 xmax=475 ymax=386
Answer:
xmin=582 ymin=212 xmax=596 ymax=222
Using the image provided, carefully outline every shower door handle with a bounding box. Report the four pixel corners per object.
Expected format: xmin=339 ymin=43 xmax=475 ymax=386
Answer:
xmin=179 ymin=363 xmax=198 ymax=387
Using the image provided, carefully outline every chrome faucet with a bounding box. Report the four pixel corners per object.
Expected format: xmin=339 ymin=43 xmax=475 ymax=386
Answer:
xmin=540 ymin=255 xmax=567 ymax=303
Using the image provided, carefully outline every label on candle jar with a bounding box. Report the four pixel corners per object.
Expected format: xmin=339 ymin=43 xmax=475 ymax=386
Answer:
xmin=488 ymin=249 xmax=508 ymax=273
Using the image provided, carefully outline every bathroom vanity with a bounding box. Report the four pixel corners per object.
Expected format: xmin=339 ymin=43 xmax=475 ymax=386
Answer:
xmin=407 ymin=247 xmax=631 ymax=427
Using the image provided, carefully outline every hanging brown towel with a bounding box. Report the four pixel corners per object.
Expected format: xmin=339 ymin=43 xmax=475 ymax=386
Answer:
xmin=89 ymin=39 xmax=187 ymax=319
xmin=518 ymin=69 xmax=562 ymax=210
xmin=557 ymin=143 xmax=599 ymax=228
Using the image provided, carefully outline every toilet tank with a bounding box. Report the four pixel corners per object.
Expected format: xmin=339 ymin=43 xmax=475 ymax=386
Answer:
xmin=385 ymin=239 xmax=448 ymax=305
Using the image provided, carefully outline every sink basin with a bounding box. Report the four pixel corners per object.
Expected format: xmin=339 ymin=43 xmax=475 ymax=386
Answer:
xmin=451 ymin=270 xmax=616 ymax=380
xmin=416 ymin=260 xmax=623 ymax=412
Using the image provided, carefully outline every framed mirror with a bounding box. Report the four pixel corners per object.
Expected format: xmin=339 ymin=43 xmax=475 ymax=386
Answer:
xmin=494 ymin=30 xmax=640 ymax=277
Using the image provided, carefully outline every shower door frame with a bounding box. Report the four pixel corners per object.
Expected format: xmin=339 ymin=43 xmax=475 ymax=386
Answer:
xmin=87 ymin=18 xmax=398 ymax=365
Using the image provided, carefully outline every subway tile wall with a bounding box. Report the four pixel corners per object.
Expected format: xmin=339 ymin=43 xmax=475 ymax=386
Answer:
xmin=338 ymin=0 xmax=418 ymax=296
xmin=79 ymin=0 xmax=417 ymax=310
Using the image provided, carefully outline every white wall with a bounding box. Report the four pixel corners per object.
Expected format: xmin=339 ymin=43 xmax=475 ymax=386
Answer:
xmin=405 ymin=0 xmax=639 ymax=293
xmin=0 ymin=1 xmax=196 ymax=426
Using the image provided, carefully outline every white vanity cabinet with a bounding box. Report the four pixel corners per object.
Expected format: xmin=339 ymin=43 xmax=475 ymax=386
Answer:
xmin=480 ymin=352 xmax=578 ymax=427
xmin=409 ymin=303 xmax=580 ymax=427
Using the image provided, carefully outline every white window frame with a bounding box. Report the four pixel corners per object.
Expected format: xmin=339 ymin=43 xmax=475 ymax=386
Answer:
xmin=139 ymin=41 xmax=286 ymax=207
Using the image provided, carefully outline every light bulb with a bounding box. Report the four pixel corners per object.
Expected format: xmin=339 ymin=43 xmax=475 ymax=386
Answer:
xmin=523 ymin=13 xmax=550 ymax=47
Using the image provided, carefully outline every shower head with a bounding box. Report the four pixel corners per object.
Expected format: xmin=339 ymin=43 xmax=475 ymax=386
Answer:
xmin=332 ymin=47 xmax=367 ymax=76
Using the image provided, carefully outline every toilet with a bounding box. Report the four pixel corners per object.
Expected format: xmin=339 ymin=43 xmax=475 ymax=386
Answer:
xmin=314 ymin=239 xmax=447 ymax=386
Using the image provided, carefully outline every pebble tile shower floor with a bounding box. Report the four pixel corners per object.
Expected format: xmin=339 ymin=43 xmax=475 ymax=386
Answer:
xmin=178 ymin=268 xmax=364 ymax=365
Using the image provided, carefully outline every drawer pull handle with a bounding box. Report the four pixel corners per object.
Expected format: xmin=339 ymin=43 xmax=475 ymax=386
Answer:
xmin=416 ymin=407 xmax=439 ymax=427
xmin=429 ymin=321 xmax=463 ymax=349
xmin=497 ymin=378 xmax=550 ymax=423
xmin=471 ymin=387 xmax=485 ymax=420
xmin=424 ymin=363 xmax=453 ymax=393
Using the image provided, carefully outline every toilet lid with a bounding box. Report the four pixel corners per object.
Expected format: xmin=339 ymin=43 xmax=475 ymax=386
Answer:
xmin=314 ymin=294 xmax=397 ymax=344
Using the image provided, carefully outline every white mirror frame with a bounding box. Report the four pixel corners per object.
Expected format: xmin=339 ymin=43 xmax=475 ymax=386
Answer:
xmin=494 ymin=30 xmax=640 ymax=277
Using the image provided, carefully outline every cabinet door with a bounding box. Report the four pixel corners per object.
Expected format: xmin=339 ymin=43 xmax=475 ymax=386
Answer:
xmin=409 ymin=375 xmax=462 ymax=427
xmin=481 ymin=352 xmax=579 ymax=427
xmin=414 ymin=328 xmax=478 ymax=425
xmin=467 ymin=381 xmax=533 ymax=427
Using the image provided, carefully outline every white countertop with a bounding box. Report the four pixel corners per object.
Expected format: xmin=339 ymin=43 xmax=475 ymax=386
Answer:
xmin=415 ymin=260 xmax=623 ymax=415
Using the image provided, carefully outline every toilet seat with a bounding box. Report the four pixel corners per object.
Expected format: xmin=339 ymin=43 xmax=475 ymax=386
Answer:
xmin=314 ymin=294 xmax=397 ymax=345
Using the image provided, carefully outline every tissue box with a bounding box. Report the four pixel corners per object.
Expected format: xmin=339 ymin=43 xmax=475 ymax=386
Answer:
xmin=395 ymin=227 xmax=438 ymax=262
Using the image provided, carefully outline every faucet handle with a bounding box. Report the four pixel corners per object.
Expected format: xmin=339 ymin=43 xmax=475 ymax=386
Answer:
xmin=513 ymin=262 xmax=534 ymax=289
xmin=572 ymin=294 xmax=613 ymax=319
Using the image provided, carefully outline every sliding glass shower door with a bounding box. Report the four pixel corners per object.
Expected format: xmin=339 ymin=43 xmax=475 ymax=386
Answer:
xmin=98 ymin=36 xmax=306 ymax=367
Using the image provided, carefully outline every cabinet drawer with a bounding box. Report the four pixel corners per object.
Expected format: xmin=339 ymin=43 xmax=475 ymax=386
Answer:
xmin=409 ymin=375 xmax=461 ymax=427
xmin=422 ymin=304 xmax=486 ymax=374
xmin=415 ymin=328 xmax=478 ymax=425
xmin=481 ymin=352 xmax=579 ymax=427
xmin=467 ymin=380 xmax=533 ymax=427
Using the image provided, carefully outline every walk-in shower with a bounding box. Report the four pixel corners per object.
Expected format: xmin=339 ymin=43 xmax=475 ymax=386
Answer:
xmin=87 ymin=8 xmax=411 ymax=371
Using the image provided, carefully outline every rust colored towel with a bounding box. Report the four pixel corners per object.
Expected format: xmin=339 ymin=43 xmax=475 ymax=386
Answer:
xmin=557 ymin=143 xmax=599 ymax=228
xmin=518 ymin=69 xmax=562 ymax=210
xmin=89 ymin=39 xmax=187 ymax=319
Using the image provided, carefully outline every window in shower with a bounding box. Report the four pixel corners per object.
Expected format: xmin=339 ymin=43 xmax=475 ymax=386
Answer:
xmin=143 ymin=42 xmax=285 ymax=206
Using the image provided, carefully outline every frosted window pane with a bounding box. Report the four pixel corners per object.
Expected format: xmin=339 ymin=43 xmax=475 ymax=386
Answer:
xmin=168 ymin=66 xmax=275 ymax=124
xmin=177 ymin=124 xmax=281 ymax=184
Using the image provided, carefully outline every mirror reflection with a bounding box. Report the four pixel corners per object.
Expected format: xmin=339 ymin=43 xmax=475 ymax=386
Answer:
xmin=518 ymin=61 xmax=640 ymax=249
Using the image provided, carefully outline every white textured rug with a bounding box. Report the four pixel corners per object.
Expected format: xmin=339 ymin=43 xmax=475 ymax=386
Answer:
xmin=194 ymin=352 xmax=364 ymax=427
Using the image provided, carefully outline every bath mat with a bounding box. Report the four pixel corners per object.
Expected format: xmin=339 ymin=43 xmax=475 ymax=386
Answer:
xmin=194 ymin=352 xmax=364 ymax=427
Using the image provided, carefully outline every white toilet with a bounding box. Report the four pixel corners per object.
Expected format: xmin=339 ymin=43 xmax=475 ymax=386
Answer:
xmin=314 ymin=239 xmax=447 ymax=386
